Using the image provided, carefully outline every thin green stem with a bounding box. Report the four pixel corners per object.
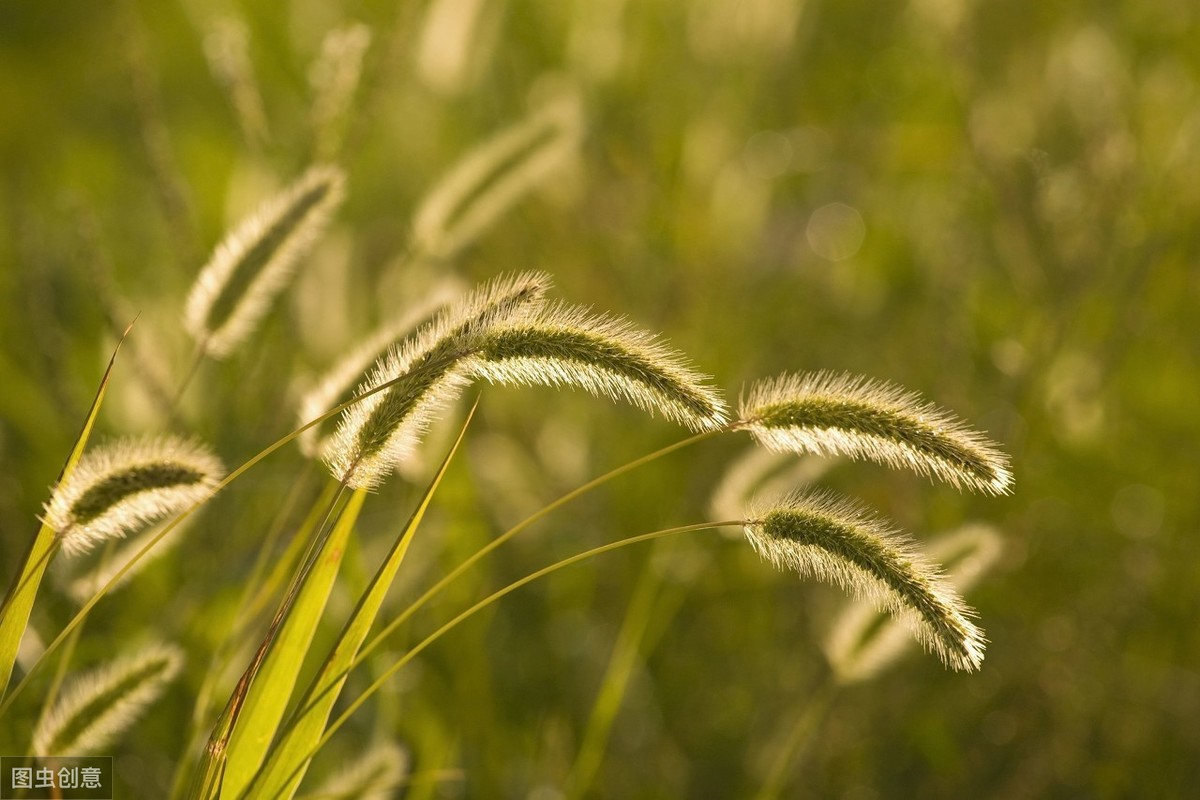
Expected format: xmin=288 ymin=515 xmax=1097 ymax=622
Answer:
xmin=277 ymin=427 xmax=724 ymax=732
xmin=356 ymin=429 xmax=720 ymax=663
xmin=565 ymin=550 xmax=663 ymax=799
xmin=754 ymin=679 xmax=838 ymax=800
xmin=168 ymin=473 xmax=320 ymax=800
xmin=258 ymin=519 xmax=744 ymax=800
xmin=168 ymin=339 xmax=208 ymax=422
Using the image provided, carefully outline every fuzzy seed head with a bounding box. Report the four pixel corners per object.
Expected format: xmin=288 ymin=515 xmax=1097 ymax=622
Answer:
xmin=411 ymin=91 xmax=584 ymax=260
xmin=738 ymin=371 xmax=1013 ymax=495
xmin=184 ymin=165 xmax=346 ymax=357
xmin=325 ymin=271 xmax=551 ymax=488
xmin=744 ymin=489 xmax=986 ymax=672
xmin=297 ymin=281 xmax=462 ymax=459
xmin=471 ymin=302 xmax=730 ymax=432
xmin=33 ymin=642 xmax=184 ymax=756
xmin=824 ymin=523 xmax=1004 ymax=683
xmin=43 ymin=437 xmax=223 ymax=557
xmin=313 ymin=741 xmax=409 ymax=800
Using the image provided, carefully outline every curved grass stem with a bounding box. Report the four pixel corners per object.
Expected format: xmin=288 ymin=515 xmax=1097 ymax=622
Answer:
xmin=754 ymin=679 xmax=838 ymax=800
xmin=257 ymin=519 xmax=744 ymax=800
xmin=274 ymin=427 xmax=726 ymax=736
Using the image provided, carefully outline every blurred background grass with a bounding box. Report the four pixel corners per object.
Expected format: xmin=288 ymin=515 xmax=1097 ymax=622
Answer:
xmin=2 ymin=0 xmax=1199 ymax=797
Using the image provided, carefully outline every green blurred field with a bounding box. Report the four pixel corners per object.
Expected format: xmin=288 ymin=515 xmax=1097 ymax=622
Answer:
xmin=2 ymin=0 xmax=1199 ymax=797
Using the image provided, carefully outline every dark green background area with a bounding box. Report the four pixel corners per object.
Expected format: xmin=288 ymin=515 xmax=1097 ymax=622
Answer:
xmin=2 ymin=0 xmax=1198 ymax=797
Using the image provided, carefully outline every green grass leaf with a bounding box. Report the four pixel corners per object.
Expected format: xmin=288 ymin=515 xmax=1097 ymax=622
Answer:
xmin=218 ymin=486 xmax=367 ymax=799
xmin=243 ymin=402 xmax=476 ymax=800
xmin=0 ymin=322 xmax=130 ymax=697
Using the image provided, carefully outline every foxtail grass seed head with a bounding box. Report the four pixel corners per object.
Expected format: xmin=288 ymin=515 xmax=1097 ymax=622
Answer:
xmin=32 ymin=642 xmax=184 ymax=757
xmin=309 ymin=23 xmax=372 ymax=160
xmin=325 ymin=271 xmax=551 ymax=488
xmin=184 ymin=164 xmax=346 ymax=358
xmin=471 ymin=302 xmax=730 ymax=432
xmin=708 ymin=446 xmax=834 ymax=530
xmin=824 ymin=523 xmax=1004 ymax=683
xmin=737 ymin=371 xmax=1013 ymax=495
xmin=297 ymin=281 xmax=462 ymax=458
xmin=410 ymin=90 xmax=584 ymax=260
xmin=43 ymin=436 xmax=223 ymax=557
xmin=202 ymin=15 xmax=271 ymax=148
xmin=745 ymin=490 xmax=986 ymax=671
xmin=311 ymin=741 xmax=409 ymax=800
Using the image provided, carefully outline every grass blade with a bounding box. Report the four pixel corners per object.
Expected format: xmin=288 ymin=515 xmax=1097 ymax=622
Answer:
xmin=244 ymin=402 xmax=476 ymax=800
xmin=218 ymin=486 xmax=367 ymax=799
xmin=0 ymin=322 xmax=130 ymax=697
xmin=259 ymin=520 xmax=743 ymax=800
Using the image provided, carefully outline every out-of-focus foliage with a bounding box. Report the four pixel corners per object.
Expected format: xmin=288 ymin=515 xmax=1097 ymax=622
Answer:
xmin=1 ymin=0 xmax=1198 ymax=797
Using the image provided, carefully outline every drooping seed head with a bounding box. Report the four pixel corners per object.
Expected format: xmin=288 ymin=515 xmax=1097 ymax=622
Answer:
xmin=737 ymin=371 xmax=1013 ymax=495
xmin=744 ymin=490 xmax=986 ymax=672
xmin=297 ymin=279 xmax=463 ymax=459
xmin=410 ymin=90 xmax=584 ymax=260
xmin=33 ymin=642 xmax=184 ymax=757
xmin=309 ymin=23 xmax=372 ymax=161
xmin=823 ymin=523 xmax=1004 ymax=683
xmin=184 ymin=164 xmax=346 ymax=358
xmin=471 ymin=302 xmax=730 ymax=432
xmin=43 ymin=436 xmax=224 ymax=556
xmin=325 ymin=271 xmax=551 ymax=488
xmin=311 ymin=741 xmax=409 ymax=800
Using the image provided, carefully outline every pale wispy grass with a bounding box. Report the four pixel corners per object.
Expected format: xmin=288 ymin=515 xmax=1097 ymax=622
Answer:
xmin=42 ymin=436 xmax=223 ymax=557
xmin=32 ymin=642 xmax=184 ymax=757
xmin=472 ymin=302 xmax=730 ymax=432
xmin=201 ymin=15 xmax=271 ymax=149
xmin=410 ymin=89 xmax=584 ymax=259
xmin=303 ymin=741 xmax=408 ymax=800
xmin=745 ymin=490 xmax=985 ymax=671
xmin=325 ymin=271 xmax=551 ymax=488
xmin=414 ymin=0 xmax=500 ymax=96
xmin=309 ymin=23 xmax=372 ymax=161
xmin=184 ymin=165 xmax=346 ymax=357
xmin=64 ymin=518 xmax=191 ymax=603
xmin=737 ymin=371 xmax=1013 ymax=495
xmin=708 ymin=446 xmax=834 ymax=531
xmin=824 ymin=524 xmax=1004 ymax=683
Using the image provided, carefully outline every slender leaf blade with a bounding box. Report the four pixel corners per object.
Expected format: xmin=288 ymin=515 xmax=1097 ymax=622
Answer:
xmin=245 ymin=403 xmax=475 ymax=800
xmin=219 ymin=487 xmax=367 ymax=799
xmin=0 ymin=322 xmax=131 ymax=696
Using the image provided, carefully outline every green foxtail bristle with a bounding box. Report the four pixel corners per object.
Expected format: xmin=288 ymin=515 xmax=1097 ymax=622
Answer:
xmin=184 ymin=164 xmax=346 ymax=357
xmin=472 ymin=302 xmax=729 ymax=432
xmin=744 ymin=489 xmax=986 ymax=672
xmin=32 ymin=642 xmax=184 ymax=757
xmin=43 ymin=436 xmax=223 ymax=557
xmin=738 ymin=371 xmax=1013 ymax=495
